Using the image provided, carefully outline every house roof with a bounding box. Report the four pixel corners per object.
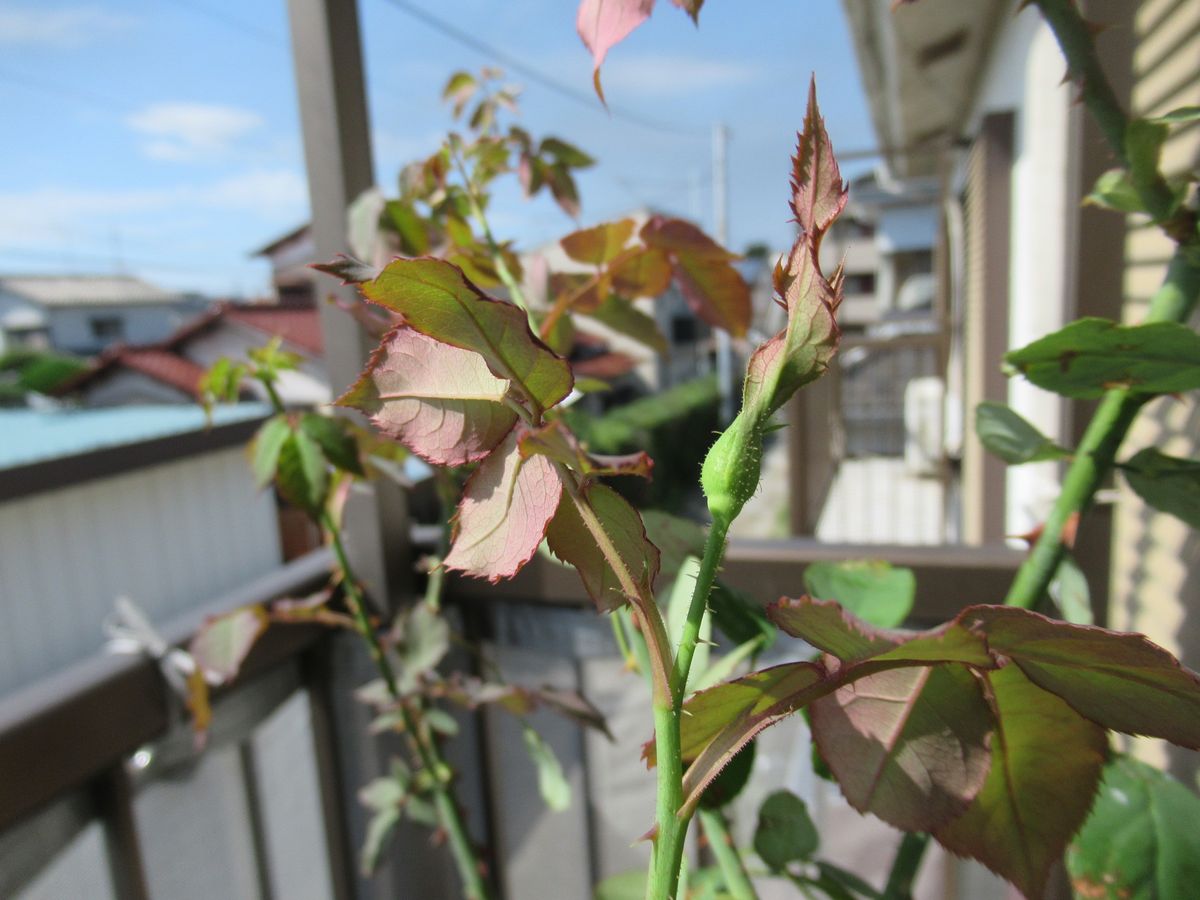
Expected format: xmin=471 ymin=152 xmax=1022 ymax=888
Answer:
xmin=0 ymin=274 xmax=185 ymax=308
xmin=118 ymin=350 xmax=208 ymax=397
xmin=225 ymin=305 xmax=323 ymax=354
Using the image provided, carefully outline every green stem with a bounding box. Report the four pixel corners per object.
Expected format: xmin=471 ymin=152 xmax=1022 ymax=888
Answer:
xmin=881 ymin=832 xmax=928 ymax=900
xmin=671 ymin=519 xmax=730 ymax=701
xmin=1006 ymin=246 xmax=1200 ymax=607
xmin=321 ymin=511 xmax=492 ymax=900
xmin=697 ymin=807 xmax=757 ymax=900
xmin=452 ymin=149 xmax=529 ymax=311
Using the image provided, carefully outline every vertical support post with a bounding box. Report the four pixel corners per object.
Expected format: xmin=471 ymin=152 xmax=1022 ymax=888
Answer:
xmin=93 ymin=764 xmax=151 ymax=900
xmin=286 ymin=0 xmax=410 ymax=611
xmin=787 ymin=366 xmax=840 ymax=535
xmin=712 ymin=123 xmax=734 ymax=424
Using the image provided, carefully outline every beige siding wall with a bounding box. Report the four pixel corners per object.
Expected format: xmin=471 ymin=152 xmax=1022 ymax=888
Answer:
xmin=1110 ymin=0 xmax=1200 ymax=774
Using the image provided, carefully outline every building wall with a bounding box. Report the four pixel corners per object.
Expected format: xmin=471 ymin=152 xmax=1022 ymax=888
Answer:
xmin=80 ymin=370 xmax=192 ymax=407
xmin=49 ymin=304 xmax=192 ymax=356
xmin=0 ymin=445 xmax=282 ymax=695
xmin=1110 ymin=0 xmax=1200 ymax=777
xmin=184 ymin=325 xmax=330 ymax=406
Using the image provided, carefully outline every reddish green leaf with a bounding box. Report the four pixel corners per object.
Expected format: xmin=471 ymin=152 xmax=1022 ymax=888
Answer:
xmin=1121 ymin=447 xmax=1200 ymax=529
xmin=610 ymin=246 xmax=672 ymax=298
xmin=965 ymin=605 xmax=1200 ymax=748
xmin=935 ymin=665 xmax=1107 ymax=900
xmin=539 ymin=137 xmax=595 ymax=169
xmin=562 ymin=220 xmax=635 ymax=265
xmin=810 ymin=664 xmax=993 ymax=832
xmin=668 ymin=0 xmax=703 ymax=22
xmin=641 ymin=216 xmax=750 ymax=337
xmin=190 ymin=606 xmax=269 ymax=684
xmin=792 ymin=79 xmax=848 ymax=237
xmin=312 ymin=254 xmax=380 ymax=285
xmin=768 ymin=596 xmax=992 ymax=668
xmin=518 ymin=420 xmax=653 ymax=480
xmin=576 ymin=0 xmax=654 ymax=100
xmin=442 ymin=70 xmax=478 ymax=118
xmin=443 ymin=429 xmax=563 ymax=581
xmin=546 ymin=482 xmax=659 ymax=611
xmin=338 ymin=325 xmax=517 ymax=466
xmin=545 ymin=162 xmax=582 ymax=218
xmin=362 ymin=259 xmax=572 ymax=414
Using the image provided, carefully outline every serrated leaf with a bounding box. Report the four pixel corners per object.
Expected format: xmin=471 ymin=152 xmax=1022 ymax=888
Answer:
xmin=933 ymin=665 xmax=1107 ymax=899
xmin=546 ymin=482 xmax=659 ymax=610
xmin=1121 ymin=447 xmax=1200 ymax=529
xmin=251 ymin=415 xmax=291 ymax=488
xmin=518 ymin=419 xmax=653 ymax=480
xmin=1067 ymin=757 xmax=1200 ymax=900
xmin=339 ymin=325 xmax=517 ymax=466
xmin=753 ymin=789 xmax=818 ymax=870
xmin=300 ymin=412 xmax=364 ymax=476
xmin=699 ymin=740 xmax=755 ymax=809
xmin=584 ymin=294 xmax=668 ymax=354
xmin=276 ymin=427 xmax=329 ymax=514
xmin=641 ymin=215 xmax=750 ymax=337
xmin=1086 ymin=169 xmax=1146 ymax=214
xmin=610 ymin=246 xmax=672 ymax=298
xmin=975 ymin=401 xmax=1071 ymax=465
xmin=385 ymin=199 xmax=430 ymax=256
xmin=966 ymin=605 xmax=1200 ymax=748
xmin=802 ymin=559 xmax=915 ymax=628
xmin=810 ymin=664 xmax=992 ymax=832
xmin=444 ymin=428 xmax=563 ymax=581
xmin=442 ymin=70 xmax=477 ymax=117
xmin=361 ymin=258 xmax=572 ymax=414
xmin=561 ymin=219 xmax=635 ymax=265
xmin=190 ymin=605 xmax=268 ymax=684
xmin=1003 ymin=317 xmax=1200 ymax=398
xmin=523 ymin=725 xmax=571 ymax=812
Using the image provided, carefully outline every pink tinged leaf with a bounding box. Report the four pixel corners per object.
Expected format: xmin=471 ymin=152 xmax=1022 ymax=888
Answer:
xmin=338 ymin=325 xmax=517 ymax=466
xmin=361 ymin=258 xmax=573 ymax=414
xmin=965 ymin=605 xmax=1200 ymax=748
xmin=610 ymin=246 xmax=672 ymax=298
xmin=443 ymin=430 xmax=563 ymax=582
xmin=576 ymin=0 xmax=655 ymax=99
xmin=519 ymin=420 xmax=653 ymax=480
xmin=668 ymin=0 xmax=703 ymax=22
xmin=546 ymin=482 xmax=659 ymax=611
xmin=190 ymin=606 xmax=269 ymax=684
xmin=810 ymin=664 xmax=993 ymax=833
xmin=641 ymin=216 xmax=751 ymax=337
xmin=768 ymin=596 xmax=994 ymax=668
xmin=561 ymin=219 xmax=636 ymax=266
xmin=934 ymin=664 xmax=1107 ymax=900
xmin=791 ymin=79 xmax=848 ymax=241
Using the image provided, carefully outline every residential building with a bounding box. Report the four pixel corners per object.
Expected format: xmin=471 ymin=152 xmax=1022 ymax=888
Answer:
xmin=0 ymin=275 xmax=200 ymax=357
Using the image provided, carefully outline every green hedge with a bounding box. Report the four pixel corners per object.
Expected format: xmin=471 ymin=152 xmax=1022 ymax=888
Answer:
xmin=563 ymin=375 xmax=720 ymax=510
xmin=0 ymin=349 xmax=88 ymax=406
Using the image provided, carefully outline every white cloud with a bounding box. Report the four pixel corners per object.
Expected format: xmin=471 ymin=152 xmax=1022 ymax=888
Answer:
xmin=198 ymin=169 xmax=309 ymax=219
xmin=601 ymin=55 xmax=762 ymax=96
xmin=126 ymin=103 xmax=264 ymax=163
xmin=0 ymin=5 xmax=134 ymax=47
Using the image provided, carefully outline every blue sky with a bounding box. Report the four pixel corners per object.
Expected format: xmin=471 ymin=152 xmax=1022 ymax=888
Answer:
xmin=0 ymin=1 xmax=878 ymax=297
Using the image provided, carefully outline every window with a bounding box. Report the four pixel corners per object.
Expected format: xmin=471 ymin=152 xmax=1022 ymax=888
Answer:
xmin=89 ymin=316 xmax=124 ymax=341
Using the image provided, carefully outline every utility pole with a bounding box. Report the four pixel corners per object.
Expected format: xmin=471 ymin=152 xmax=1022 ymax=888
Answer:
xmin=712 ymin=122 xmax=734 ymax=423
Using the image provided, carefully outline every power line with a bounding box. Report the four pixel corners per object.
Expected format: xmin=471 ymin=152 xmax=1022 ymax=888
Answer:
xmin=161 ymin=0 xmax=287 ymax=50
xmin=376 ymin=0 xmax=707 ymax=138
xmin=0 ymin=63 xmax=129 ymax=113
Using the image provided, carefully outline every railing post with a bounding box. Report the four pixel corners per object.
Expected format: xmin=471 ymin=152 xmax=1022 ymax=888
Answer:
xmin=787 ymin=363 xmax=841 ymax=535
xmin=94 ymin=764 xmax=151 ymax=900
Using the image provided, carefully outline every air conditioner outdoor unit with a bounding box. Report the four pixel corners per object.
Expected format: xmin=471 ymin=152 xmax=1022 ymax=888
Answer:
xmin=904 ymin=376 xmax=944 ymax=476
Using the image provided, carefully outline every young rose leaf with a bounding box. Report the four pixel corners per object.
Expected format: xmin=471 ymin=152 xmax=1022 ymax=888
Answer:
xmin=669 ymin=0 xmax=703 ymax=22
xmin=546 ymin=482 xmax=659 ymax=610
xmin=561 ymin=219 xmax=635 ymax=265
xmin=641 ymin=215 xmax=751 ymax=337
xmin=443 ymin=429 xmax=563 ymax=582
xmin=584 ymin=294 xmax=668 ymax=354
xmin=935 ymin=664 xmax=1107 ymax=900
xmin=753 ymin=789 xmax=819 ymax=871
xmin=545 ymin=163 xmax=582 ymax=218
xmin=523 ymin=725 xmax=571 ymax=812
xmin=802 ymin=559 xmax=915 ymax=629
xmin=1147 ymin=105 xmax=1200 ymax=125
xmin=1067 ymin=757 xmax=1200 ymax=900
xmin=610 ymin=246 xmax=673 ymax=298
xmin=810 ymin=664 xmax=993 ymax=832
xmin=299 ymin=412 xmax=364 ymax=476
xmin=576 ymin=0 xmax=655 ymax=101
xmin=1085 ymin=169 xmax=1146 ymax=215
xmin=276 ymin=427 xmax=329 ymax=514
xmin=966 ymin=605 xmax=1200 ymax=748
xmin=1120 ymin=447 xmax=1200 ymax=529
xmin=251 ymin=414 xmax=291 ymax=488
xmin=768 ymin=595 xmax=993 ymax=668
xmin=1003 ymin=318 xmax=1200 ymax=398
xmin=640 ymin=509 xmax=705 ymax=578
xmin=975 ymin=401 xmax=1071 ymax=465
xmin=392 ymin=599 xmax=450 ymax=682
xmin=1050 ymin=553 xmax=1093 ymax=625
xmin=518 ymin=420 xmax=653 ymax=480
xmin=385 ymin=199 xmax=430 ymax=256
xmin=362 ymin=258 xmax=572 ymax=413
xmin=698 ymin=740 xmax=755 ymax=810
xmin=190 ymin=605 xmax=269 ymax=684
xmin=441 ymin=70 xmax=477 ymax=117
xmin=701 ymin=81 xmax=843 ymax=525
xmin=338 ymin=325 xmax=517 ymax=466
xmin=539 ymin=137 xmax=595 ymax=170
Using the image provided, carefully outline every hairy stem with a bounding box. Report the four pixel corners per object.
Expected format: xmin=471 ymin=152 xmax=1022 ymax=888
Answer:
xmin=671 ymin=519 xmax=730 ymax=701
xmin=882 ymin=832 xmax=928 ymax=900
xmin=697 ymin=807 xmax=757 ymax=900
xmin=322 ymin=511 xmax=491 ymax=899
xmin=452 ymin=149 xmax=529 ymax=311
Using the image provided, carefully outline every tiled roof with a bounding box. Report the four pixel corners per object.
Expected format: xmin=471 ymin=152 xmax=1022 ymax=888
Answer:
xmin=0 ymin=274 xmax=184 ymax=308
xmin=119 ymin=350 xmax=207 ymax=397
xmin=224 ymin=306 xmax=323 ymax=354
xmin=573 ymin=352 xmax=638 ymax=381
